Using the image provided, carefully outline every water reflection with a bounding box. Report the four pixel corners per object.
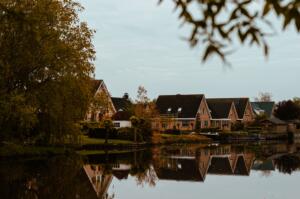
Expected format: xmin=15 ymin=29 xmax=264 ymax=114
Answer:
xmin=2 ymin=143 xmax=300 ymax=199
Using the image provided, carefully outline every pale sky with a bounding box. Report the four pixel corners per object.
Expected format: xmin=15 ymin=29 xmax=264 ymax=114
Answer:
xmin=78 ymin=0 xmax=300 ymax=101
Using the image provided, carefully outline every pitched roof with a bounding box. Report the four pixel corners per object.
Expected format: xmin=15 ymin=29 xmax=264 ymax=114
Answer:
xmin=91 ymin=79 xmax=103 ymax=94
xmin=207 ymin=98 xmax=250 ymax=119
xmin=233 ymin=156 xmax=249 ymax=176
xmin=262 ymin=116 xmax=286 ymax=125
xmin=156 ymin=94 xmax=204 ymax=118
xmin=252 ymin=160 xmax=275 ymax=171
xmin=207 ymin=157 xmax=233 ymax=175
xmin=206 ymin=99 xmax=233 ymax=119
xmin=155 ymin=158 xmax=204 ymax=182
xmin=251 ymin=101 xmax=275 ymax=117
xmin=112 ymin=111 xmax=132 ymax=121
xmin=112 ymin=170 xmax=130 ymax=180
xmin=111 ymin=97 xmax=132 ymax=112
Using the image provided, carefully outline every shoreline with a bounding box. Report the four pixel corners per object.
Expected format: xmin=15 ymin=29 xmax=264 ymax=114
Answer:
xmin=0 ymin=132 xmax=292 ymax=157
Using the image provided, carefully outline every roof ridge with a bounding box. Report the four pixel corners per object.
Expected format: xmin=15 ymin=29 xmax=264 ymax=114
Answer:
xmin=158 ymin=94 xmax=204 ymax=97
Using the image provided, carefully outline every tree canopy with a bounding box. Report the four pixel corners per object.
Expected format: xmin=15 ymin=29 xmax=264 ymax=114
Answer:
xmin=159 ymin=0 xmax=300 ymax=63
xmin=274 ymin=100 xmax=300 ymax=121
xmin=0 ymin=0 xmax=95 ymax=144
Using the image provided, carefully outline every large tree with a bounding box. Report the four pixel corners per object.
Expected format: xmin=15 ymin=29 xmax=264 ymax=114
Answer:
xmin=0 ymin=0 xmax=95 ymax=144
xmin=159 ymin=0 xmax=300 ymax=63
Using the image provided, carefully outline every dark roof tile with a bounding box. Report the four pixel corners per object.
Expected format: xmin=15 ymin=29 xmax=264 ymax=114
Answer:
xmin=111 ymin=97 xmax=132 ymax=112
xmin=156 ymin=94 xmax=204 ymax=118
xmin=251 ymin=101 xmax=275 ymax=118
xmin=207 ymin=99 xmax=233 ymax=119
xmin=207 ymin=98 xmax=250 ymax=119
xmin=91 ymin=79 xmax=103 ymax=94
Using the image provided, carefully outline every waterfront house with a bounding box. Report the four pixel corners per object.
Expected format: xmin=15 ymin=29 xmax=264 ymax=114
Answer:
xmin=206 ymin=98 xmax=254 ymax=124
xmin=153 ymin=94 xmax=211 ymax=131
xmin=251 ymin=101 xmax=275 ymax=118
xmin=260 ymin=116 xmax=288 ymax=133
xmin=111 ymin=93 xmax=133 ymax=128
xmin=206 ymin=99 xmax=238 ymax=131
xmin=86 ymin=79 xmax=116 ymax=122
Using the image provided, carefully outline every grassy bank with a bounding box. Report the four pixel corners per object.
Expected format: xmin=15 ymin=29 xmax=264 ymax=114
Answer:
xmin=1 ymin=133 xmax=211 ymax=157
xmin=80 ymin=135 xmax=133 ymax=145
xmin=152 ymin=133 xmax=211 ymax=145
xmin=0 ymin=142 xmax=71 ymax=157
xmin=77 ymin=149 xmax=133 ymax=156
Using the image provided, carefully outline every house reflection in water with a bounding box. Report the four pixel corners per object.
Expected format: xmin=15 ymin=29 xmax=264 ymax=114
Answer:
xmin=154 ymin=145 xmax=255 ymax=182
xmin=83 ymin=163 xmax=132 ymax=199
xmin=81 ymin=143 xmax=300 ymax=198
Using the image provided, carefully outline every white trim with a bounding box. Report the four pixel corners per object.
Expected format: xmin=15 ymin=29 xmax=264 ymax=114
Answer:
xmin=210 ymin=118 xmax=231 ymax=121
xmin=230 ymin=102 xmax=239 ymax=120
xmin=167 ymin=118 xmax=196 ymax=120
xmin=176 ymin=118 xmax=196 ymax=120
xmin=196 ymin=96 xmax=212 ymax=119
xmin=95 ymin=80 xmax=117 ymax=114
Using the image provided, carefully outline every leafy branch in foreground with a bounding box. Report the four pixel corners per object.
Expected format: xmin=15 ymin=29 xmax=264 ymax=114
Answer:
xmin=159 ymin=0 xmax=300 ymax=63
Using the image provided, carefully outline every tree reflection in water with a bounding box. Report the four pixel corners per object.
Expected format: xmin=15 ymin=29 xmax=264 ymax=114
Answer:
xmin=2 ymin=143 xmax=300 ymax=199
xmin=274 ymin=154 xmax=300 ymax=174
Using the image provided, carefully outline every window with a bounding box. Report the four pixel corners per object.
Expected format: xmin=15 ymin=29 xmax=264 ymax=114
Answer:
xmin=162 ymin=123 xmax=167 ymax=129
xmin=205 ymin=121 xmax=208 ymax=127
xmin=182 ymin=121 xmax=190 ymax=127
xmin=114 ymin=122 xmax=120 ymax=128
xmin=223 ymin=121 xmax=229 ymax=127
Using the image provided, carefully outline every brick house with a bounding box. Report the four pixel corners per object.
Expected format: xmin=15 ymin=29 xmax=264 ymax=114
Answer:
xmin=207 ymin=98 xmax=254 ymax=124
xmin=231 ymin=98 xmax=255 ymax=123
xmin=153 ymin=94 xmax=211 ymax=131
xmin=206 ymin=99 xmax=238 ymax=131
xmin=85 ymin=79 xmax=116 ymax=122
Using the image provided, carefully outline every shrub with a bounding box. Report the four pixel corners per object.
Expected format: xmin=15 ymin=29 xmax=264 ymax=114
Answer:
xmin=163 ymin=129 xmax=181 ymax=135
xmin=231 ymin=122 xmax=245 ymax=131
xmin=200 ymin=128 xmax=219 ymax=133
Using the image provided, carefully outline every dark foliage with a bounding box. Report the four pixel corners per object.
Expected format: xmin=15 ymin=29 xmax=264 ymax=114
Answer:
xmin=274 ymin=155 xmax=300 ymax=174
xmin=159 ymin=0 xmax=300 ymax=63
xmin=275 ymin=100 xmax=300 ymax=120
xmin=231 ymin=122 xmax=245 ymax=131
xmin=88 ymin=127 xmax=151 ymax=142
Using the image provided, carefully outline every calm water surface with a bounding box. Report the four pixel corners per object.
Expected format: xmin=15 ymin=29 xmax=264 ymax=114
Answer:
xmin=1 ymin=142 xmax=300 ymax=199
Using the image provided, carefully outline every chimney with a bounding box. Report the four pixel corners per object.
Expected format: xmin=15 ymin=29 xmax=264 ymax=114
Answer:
xmin=123 ymin=93 xmax=129 ymax=100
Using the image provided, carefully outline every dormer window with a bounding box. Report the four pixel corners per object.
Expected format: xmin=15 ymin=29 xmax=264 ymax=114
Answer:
xmin=178 ymin=107 xmax=182 ymax=112
xmin=167 ymin=107 xmax=172 ymax=112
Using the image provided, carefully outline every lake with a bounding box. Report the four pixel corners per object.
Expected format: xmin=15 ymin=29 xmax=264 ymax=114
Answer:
xmin=1 ymin=142 xmax=300 ymax=199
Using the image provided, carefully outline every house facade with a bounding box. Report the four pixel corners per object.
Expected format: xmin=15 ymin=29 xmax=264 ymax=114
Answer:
xmin=207 ymin=98 xmax=254 ymax=124
xmin=206 ymin=99 xmax=238 ymax=131
xmin=234 ymin=98 xmax=255 ymax=123
xmin=153 ymin=94 xmax=211 ymax=131
xmin=111 ymin=93 xmax=133 ymax=128
xmin=85 ymin=79 xmax=116 ymax=122
xmin=261 ymin=117 xmax=288 ymax=133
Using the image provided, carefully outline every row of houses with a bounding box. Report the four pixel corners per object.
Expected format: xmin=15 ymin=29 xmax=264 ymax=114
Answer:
xmin=152 ymin=94 xmax=255 ymax=131
xmin=86 ymin=79 xmax=299 ymax=133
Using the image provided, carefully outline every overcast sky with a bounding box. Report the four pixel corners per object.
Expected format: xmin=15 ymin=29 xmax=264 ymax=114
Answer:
xmin=78 ymin=0 xmax=300 ymax=101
